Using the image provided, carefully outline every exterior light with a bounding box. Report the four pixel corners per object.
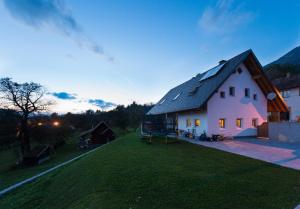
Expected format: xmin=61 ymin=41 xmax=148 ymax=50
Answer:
xmin=53 ymin=121 xmax=60 ymax=127
xmin=38 ymin=122 xmax=43 ymax=126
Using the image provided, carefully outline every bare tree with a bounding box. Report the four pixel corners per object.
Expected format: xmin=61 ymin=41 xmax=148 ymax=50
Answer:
xmin=0 ymin=78 xmax=52 ymax=156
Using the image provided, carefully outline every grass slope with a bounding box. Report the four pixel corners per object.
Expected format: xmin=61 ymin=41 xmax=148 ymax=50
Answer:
xmin=0 ymin=136 xmax=86 ymax=190
xmin=1 ymin=133 xmax=300 ymax=209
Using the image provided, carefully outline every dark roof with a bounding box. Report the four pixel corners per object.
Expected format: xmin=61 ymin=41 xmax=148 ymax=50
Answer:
xmin=24 ymin=145 xmax=49 ymax=158
xmin=80 ymin=122 xmax=113 ymax=137
xmin=272 ymin=75 xmax=300 ymax=90
xmin=147 ymin=49 xmax=279 ymax=115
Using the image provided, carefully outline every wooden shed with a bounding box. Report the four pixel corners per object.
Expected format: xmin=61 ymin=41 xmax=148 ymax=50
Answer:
xmin=23 ymin=145 xmax=50 ymax=166
xmin=80 ymin=122 xmax=115 ymax=146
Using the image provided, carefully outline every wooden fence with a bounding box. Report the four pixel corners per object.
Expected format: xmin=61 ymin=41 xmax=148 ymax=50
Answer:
xmin=257 ymin=122 xmax=268 ymax=138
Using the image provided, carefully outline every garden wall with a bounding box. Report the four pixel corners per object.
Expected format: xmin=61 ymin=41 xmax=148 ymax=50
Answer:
xmin=269 ymin=122 xmax=300 ymax=143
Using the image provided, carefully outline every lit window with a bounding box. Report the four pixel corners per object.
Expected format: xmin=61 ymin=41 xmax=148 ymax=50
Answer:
xmin=236 ymin=118 xmax=242 ymax=128
xmin=245 ymin=88 xmax=250 ymax=98
xmin=229 ymin=86 xmax=235 ymax=96
xmin=195 ymin=119 xmax=201 ymax=127
xmin=186 ymin=119 xmax=191 ymax=127
xmin=173 ymin=93 xmax=181 ymax=101
xmin=252 ymin=118 xmax=258 ymax=128
xmin=253 ymin=94 xmax=257 ymax=100
xmin=159 ymin=98 xmax=166 ymax=105
xmin=220 ymin=91 xmax=225 ymax=98
xmin=219 ymin=119 xmax=225 ymax=128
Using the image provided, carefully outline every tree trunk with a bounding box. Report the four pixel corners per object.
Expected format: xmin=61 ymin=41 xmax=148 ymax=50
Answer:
xmin=20 ymin=116 xmax=31 ymax=155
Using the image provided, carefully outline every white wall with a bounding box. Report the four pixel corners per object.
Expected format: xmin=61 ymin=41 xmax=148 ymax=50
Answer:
xmin=281 ymin=88 xmax=300 ymax=121
xmin=177 ymin=110 xmax=207 ymax=136
xmin=207 ymin=63 xmax=268 ymax=137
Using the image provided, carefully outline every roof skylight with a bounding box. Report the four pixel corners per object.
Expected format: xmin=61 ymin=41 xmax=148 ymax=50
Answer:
xmin=199 ymin=63 xmax=225 ymax=82
xmin=173 ymin=93 xmax=181 ymax=100
xmin=159 ymin=98 xmax=166 ymax=104
xmin=189 ymin=86 xmax=199 ymax=95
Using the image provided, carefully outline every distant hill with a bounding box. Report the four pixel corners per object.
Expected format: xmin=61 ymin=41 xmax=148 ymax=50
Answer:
xmin=267 ymin=46 xmax=300 ymax=66
xmin=264 ymin=46 xmax=300 ymax=90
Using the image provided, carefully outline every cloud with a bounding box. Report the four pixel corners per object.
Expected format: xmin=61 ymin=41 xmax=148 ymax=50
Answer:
xmin=3 ymin=0 xmax=114 ymax=61
xmin=51 ymin=92 xmax=77 ymax=100
xmin=65 ymin=53 xmax=76 ymax=60
xmin=88 ymin=99 xmax=116 ymax=110
xmin=47 ymin=91 xmax=117 ymax=113
xmin=199 ymin=0 xmax=255 ymax=35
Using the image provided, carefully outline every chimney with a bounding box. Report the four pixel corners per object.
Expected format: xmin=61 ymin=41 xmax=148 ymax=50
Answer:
xmin=219 ymin=60 xmax=227 ymax=65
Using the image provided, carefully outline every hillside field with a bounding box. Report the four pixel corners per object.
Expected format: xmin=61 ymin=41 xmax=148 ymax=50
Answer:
xmin=1 ymin=133 xmax=300 ymax=209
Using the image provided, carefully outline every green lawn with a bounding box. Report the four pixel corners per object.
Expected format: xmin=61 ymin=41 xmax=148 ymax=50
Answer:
xmin=1 ymin=132 xmax=300 ymax=209
xmin=0 ymin=135 xmax=86 ymax=190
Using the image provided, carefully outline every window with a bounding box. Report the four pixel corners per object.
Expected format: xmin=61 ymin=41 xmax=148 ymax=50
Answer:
xmin=186 ymin=119 xmax=191 ymax=127
xmin=219 ymin=118 xmax=225 ymax=128
xmin=245 ymin=88 xmax=250 ymax=98
xmin=253 ymin=94 xmax=257 ymax=100
xmin=199 ymin=63 xmax=225 ymax=82
xmin=173 ymin=93 xmax=181 ymax=100
xmin=220 ymin=91 xmax=225 ymax=98
xmin=236 ymin=118 xmax=242 ymax=128
xmin=189 ymin=86 xmax=199 ymax=95
xmin=237 ymin=67 xmax=242 ymax=74
xmin=282 ymin=91 xmax=290 ymax=98
xmin=195 ymin=119 xmax=201 ymax=127
xmin=159 ymin=98 xmax=166 ymax=105
xmin=229 ymin=86 xmax=235 ymax=96
xmin=252 ymin=118 xmax=258 ymax=128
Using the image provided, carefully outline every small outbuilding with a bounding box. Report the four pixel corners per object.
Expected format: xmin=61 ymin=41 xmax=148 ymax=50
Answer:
xmin=23 ymin=145 xmax=50 ymax=166
xmin=79 ymin=122 xmax=115 ymax=148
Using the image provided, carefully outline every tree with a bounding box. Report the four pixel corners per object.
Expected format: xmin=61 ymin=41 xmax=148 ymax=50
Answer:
xmin=0 ymin=78 xmax=52 ymax=156
xmin=0 ymin=109 xmax=19 ymax=148
xmin=265 ymin=64 xmax=299 ymax=80
xmin=113 ymin=105 xmax=128 ymax=129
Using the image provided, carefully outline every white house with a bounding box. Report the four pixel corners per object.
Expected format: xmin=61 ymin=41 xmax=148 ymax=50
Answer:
xmin=272 ymin=75 xmax=300 ymax=121
xmin=147 ymin=50 xmax=288 ymax=137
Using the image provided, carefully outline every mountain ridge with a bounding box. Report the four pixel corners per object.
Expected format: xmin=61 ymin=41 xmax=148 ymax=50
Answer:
xmin=266 ymin=46 xmax=300 ymax=67
xmin=264 ymin=46 xmax=300 ymax=90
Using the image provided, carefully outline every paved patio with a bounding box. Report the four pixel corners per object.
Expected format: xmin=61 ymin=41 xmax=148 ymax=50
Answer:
xmin=182 ymin=137 xmax=300 ymax=170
